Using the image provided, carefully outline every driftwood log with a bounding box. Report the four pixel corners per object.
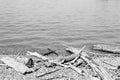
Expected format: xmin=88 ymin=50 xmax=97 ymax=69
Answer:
xmin=0 ymin=56 xmax=32 ymax=74
xmin=93 ymin=44 xmax=120 ymax=54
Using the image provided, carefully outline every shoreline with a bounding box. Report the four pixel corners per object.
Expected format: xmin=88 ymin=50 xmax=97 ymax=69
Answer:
xmin=0 ymin=44 xmax=120 ymax=80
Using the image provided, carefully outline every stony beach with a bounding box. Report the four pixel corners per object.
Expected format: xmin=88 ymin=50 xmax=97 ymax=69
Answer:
xmin=0 ymin=44 xmax=120 ymax=80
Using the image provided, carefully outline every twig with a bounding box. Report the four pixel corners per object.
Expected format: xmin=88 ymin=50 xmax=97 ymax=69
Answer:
xmin=61 ymin=46 xmax=86 ymax=64
xmin=102 ymin=61 xmax=117 ymax=68
xmin=71 ymin=46 xmax=86 ymax=63
xmin=68 ymin=64 xmax=83 ymax=75
xmin=49 ymin=60 xmax=69 ymax=68
xmin=0 ymin=64 xmax=6 ymax=66
xmin=47 ymin=48 xmax=58 ymax=56
xmin=36 ymin=69 xmax=61 ymax=78
xmin=15 ymin=52 xmax=22 ymax=59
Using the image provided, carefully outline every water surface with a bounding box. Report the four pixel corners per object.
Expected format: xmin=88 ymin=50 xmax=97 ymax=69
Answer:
xmin=0 ymin=0 xmax=120 ymax=48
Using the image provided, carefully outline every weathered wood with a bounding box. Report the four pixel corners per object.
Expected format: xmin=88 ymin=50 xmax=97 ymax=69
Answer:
xmin=69 ymin=64 xmax=83 ymax=74
xmin=36 ymin=69 xmax=61 ymax=78
xmin=46 ymin=48 xmax=58 ymax=56
xmin=63 ymin=46 xmax=85 ymax=63
xmin=66 ymin=46 xmax=86 ymax=55
xmin=27 ymin=51 xmax=49 ymax=60
xmin=61 ymin=54 xmax=78 ymax=63
xmin=73 ymin=59 xmax=84 ymax=67
xmin=16 ymin=56 xmax=29 ymax=64
xmin=27 ymin=51 xmax=69 ymax=67
xmin=81 ymin=52 xmax=113 ymax=80
xmin=0 ymin=56 xmax=31 ymax=74
xmin=93 ymin=44 xmax=120 ymax=54
xmin=66 ymin=46 xmax=112 ymax=80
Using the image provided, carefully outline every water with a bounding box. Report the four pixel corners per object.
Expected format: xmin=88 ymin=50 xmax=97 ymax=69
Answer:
xmin=0 ymin=0 xmax=120 ymax=48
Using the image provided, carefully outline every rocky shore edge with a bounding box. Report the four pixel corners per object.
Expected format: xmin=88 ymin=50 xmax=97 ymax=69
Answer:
xmin=0 ymin=44 xmax=120 ymax=80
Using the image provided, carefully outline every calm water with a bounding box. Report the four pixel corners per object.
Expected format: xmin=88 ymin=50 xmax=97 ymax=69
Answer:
xmin=0 ymin=0 xmax=120 ymax=48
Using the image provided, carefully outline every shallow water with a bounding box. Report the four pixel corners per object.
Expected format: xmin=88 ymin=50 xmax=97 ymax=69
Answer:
xmin=0 ymin=0 xmax=120 ymax=48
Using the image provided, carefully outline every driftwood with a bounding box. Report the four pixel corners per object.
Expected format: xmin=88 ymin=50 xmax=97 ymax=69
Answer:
xmin=93 ymin=44 xmax=120 ymax=54
xmin=0 ymin=56 xmax=31 ymax=74
xmin=68 ymin=64 xmax=83 ymax=74
xmin=27 ymin=51 xmax=49 ymax=60
xmin=66 ymin=46 xmax=86 ymax=55
xmin=27 ymin=50 xmax=85 ymax=77
xmin=62 ymin=46 xmax=85 ymax=63
xmin=36 ymin=69 xmax=61 ymax=78
xmin=27 ymin=51 xmax=69 ymax=68
xmin=83 ymin=52 xmax=113 ymax=80
xmin=46 ymin=48 xmax=58 ymax=56
xmin=67 ymin=47 xmax=113 ymax=80
xmin=81 ymin=52 xmax=112 ymax=80
xmin=16 ymin=56 xmax=29 ymax=64
xmin=26 ymin=46 xmax=113 ymax=80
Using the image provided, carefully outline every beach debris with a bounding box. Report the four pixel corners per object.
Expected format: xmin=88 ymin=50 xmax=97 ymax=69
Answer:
xmin=66 ymin=46 xmax=113 ymax=80
xmin=66 ymin=47 xmax=82 ymax=54
xmin=36 ymin=68 xmax=61 ymax=78
xmin=26 ymin=58 xmax=34 ymax=68
xmin=0 ymin=44 xmax=118 ymax=80
xmin=73 ymin=58 xmax=84 ymax=67
xmin=81 ymin=51 xmax=113 ymax=80
xmin=62 ymin=46 xmax=86 ymax=63
xmin=16 ymin=56 xmax=29 ymax=64
xmin=93 ymin=44 xmax=120 ymax=54
xmin=44 ymin=48 xmax=58 ymax=56
xmin=27 ymin=51 xmax=69 ymax=68
xmin=0 ymin=56 xmax=32 ymax=74
xmin=27 ymin=51 xmax=49 ymax=60
xmin=68 ymin=63 xmax=84 ymax=74
xmin=16 ymin=55 xmax=34 ymax=68
xmin=102 ymin=61 xmax=117 ymax=70
xmin=15 ymin=52 xmax=22 ymax=59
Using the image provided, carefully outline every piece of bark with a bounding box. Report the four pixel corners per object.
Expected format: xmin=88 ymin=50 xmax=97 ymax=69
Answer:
xmin=93 ymin=44 xmax=120 ymax=54
xmin=0 ymin=56 xmax=31 ymax=74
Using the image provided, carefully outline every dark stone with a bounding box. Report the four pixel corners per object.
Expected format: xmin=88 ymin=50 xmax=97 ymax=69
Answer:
xmin=26 ymin=58 xmax=34 ymax=68
xmin=117 ymin=65 xmax=120 ymax=69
